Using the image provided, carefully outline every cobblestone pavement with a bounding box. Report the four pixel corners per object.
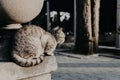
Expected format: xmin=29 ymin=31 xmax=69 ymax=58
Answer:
xmin=52 ymin=50 xmax=120 ymax=80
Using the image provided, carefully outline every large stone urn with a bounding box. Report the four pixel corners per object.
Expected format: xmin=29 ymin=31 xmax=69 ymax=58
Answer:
xmin=0 ymin=0 xmax=44 ymax=25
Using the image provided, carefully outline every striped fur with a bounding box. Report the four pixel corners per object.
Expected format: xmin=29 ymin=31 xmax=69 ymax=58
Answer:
xmin=12 ymin=25 xmax=65 ymax=67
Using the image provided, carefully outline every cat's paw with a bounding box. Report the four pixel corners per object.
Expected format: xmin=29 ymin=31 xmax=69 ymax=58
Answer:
xmin=44 ymin=52 xmax=54 ymax=56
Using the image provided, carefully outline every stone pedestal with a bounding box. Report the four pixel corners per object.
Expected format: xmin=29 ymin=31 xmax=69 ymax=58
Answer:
xmin=0 ymin=56 xmax=57 ymax=80
xmin=0 ymin=28 xmax=57 ymax=80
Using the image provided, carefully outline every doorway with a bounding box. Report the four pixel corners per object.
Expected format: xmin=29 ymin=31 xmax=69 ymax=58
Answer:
xmin=99 ymin=0 xmax=117 ymax=47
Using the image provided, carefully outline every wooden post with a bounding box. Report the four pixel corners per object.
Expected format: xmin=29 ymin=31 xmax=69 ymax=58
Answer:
xmin=76 ymin=0 xmax=93 ymax=55
xmin=83 ymin=0 xmax=93 ymax=54
xmin=91 ymin=0 xmax=100 ymax=52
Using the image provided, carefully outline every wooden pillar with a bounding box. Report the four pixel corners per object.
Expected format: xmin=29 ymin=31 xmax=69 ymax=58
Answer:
xmin=91 ymin=0 xmax=100 ymax=52
xmin=76 ymin=0 xmax=93 ymax=55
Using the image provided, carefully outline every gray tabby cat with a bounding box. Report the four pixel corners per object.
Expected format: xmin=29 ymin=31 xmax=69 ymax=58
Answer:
xmin=12 ymin=25 xmax=65 ymax=67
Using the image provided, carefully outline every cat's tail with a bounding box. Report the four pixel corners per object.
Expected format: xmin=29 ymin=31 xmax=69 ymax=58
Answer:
xmin=12 ymin=53 xmax=44 ymax=67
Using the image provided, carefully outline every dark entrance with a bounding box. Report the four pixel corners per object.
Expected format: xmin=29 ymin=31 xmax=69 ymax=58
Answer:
xmin=99 ymin=0 xmax=117 ymax=46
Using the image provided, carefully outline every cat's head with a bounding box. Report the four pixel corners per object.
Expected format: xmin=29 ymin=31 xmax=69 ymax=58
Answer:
xmin=50 ymin=26 xmax=65 ymax=45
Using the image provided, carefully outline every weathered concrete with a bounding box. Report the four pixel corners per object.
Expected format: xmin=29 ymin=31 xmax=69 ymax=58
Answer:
xmin=0 ymin=56 xmax=57 ymax=80
xmin=52 ymin=50 xmax=120 ymax=80
xmin=21 ymin=73 xmax=51 ymax=80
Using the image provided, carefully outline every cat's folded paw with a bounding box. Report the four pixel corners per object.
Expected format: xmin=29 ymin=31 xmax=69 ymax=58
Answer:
xmin=44 ymin=52 xmax=54 ymax=56
xmin=40 ymin=55 xmax=45 ymax=61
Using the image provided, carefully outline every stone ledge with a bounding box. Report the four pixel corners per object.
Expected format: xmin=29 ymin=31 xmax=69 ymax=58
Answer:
xmin=21 ymin=73 xmax=51 ymax=80
xmin=0 ymin=56 xmax=57 ymax=80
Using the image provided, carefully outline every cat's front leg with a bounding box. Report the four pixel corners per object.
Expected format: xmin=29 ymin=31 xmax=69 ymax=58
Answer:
xmin=44 ymin=37 xmax=57 ymax=56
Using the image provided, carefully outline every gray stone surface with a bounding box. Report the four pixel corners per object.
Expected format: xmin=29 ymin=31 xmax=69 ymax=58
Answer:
xmin=21 ymin=73 xmax=51 ymax=80
xmin=0 ymin=56 xmax=57 ymax=80
xmin=52 ymin=51 xmax=120 ymax=80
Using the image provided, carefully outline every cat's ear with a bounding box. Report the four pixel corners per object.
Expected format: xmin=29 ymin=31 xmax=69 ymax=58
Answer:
xmin=58 ymin=27 xmax=63 ymax=31
xmin=53 ymin=26 xmax=59 ymax=31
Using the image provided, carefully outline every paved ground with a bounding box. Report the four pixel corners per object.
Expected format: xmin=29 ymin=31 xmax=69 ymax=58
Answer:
xmin=52 ymin=50 xmax=120 ymax=80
